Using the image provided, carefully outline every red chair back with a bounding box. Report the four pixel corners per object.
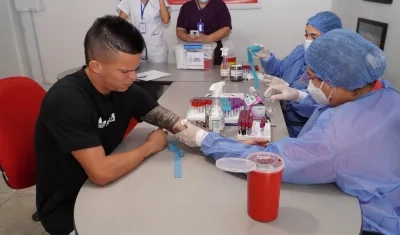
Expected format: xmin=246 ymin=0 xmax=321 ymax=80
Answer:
xmin=0 ymin=77 xmax=46 ymax=189
xmin=124 ymin=118 xmax=138 ymax=137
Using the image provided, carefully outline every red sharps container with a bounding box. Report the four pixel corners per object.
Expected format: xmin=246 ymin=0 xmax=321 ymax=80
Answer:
xmin=247 ymin=152 xmax=285 ymax=222
xmin=215 ymin=152 xmax=285 ymax=222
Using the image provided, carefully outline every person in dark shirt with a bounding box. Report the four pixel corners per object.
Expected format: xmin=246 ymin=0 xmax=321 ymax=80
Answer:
xmin=35 ymin=15 xmax=186 ymax=235
xmin=176 ymin=0 xmax=232 ymax=65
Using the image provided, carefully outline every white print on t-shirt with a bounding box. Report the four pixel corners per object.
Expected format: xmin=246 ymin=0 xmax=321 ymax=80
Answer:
xmin=98 ymin=113 xmax=115 ymax=128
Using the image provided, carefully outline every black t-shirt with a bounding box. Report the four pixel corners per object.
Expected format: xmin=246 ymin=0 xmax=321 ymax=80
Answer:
xmin=35 ymin=67 xmax=158 ymax=235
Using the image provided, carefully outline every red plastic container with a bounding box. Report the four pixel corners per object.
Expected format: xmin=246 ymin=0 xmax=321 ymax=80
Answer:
xmin=246 ymin=152 xmax=285 ymax=222
xmin=204 ymin=58 xmax=212 ymax=70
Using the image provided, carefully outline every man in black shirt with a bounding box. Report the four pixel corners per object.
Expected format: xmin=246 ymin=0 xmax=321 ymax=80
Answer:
xmin=35 ymin=15 xmax=186 ymax=235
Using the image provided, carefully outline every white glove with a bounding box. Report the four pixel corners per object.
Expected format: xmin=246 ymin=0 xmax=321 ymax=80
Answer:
xmin=261 ymin=75 xmax=289 ymax=87
xmin=264 ymin=84 xmax=307 ymax=102
xmin=174 ymin=120 xmax=208 ymax=147
xmin=252 ymin=44 xmax=270 ymax=59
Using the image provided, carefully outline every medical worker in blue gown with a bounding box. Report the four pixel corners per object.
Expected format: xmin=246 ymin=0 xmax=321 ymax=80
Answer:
xmin=175 ymin=29 xmax=400 ymax=235
xmin=257 ymin=11 xmax=342 ymax=138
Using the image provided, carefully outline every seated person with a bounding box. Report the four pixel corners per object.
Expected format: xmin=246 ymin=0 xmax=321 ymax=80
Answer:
xmin=176 ymin=0 xmax=232 ymax=65
xmin=175 ymin=29 xmax=400 ymax=235
xmin=35 ymin=15 xmax=186 ymax=235
xmin=257 ymin=11 xmax=342 ymax=137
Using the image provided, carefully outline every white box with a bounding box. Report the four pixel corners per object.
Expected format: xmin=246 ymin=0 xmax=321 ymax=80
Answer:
xmin=174 ymin=42 xmax=217 ymax=70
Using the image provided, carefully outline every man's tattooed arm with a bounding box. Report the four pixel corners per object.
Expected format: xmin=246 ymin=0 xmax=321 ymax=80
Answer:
xmin=141 ymin=106 xmax=186 ymax=134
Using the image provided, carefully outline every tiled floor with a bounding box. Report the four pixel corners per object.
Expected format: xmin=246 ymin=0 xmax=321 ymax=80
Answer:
xmin=0 ymin=179 xmax=46 ymax=235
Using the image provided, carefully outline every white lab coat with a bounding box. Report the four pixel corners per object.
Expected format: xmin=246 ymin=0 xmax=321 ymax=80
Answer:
xmin=117 ymin=0 xmax=171 ymax=63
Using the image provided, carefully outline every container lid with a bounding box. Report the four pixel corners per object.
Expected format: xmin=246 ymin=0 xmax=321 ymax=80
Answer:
xmin=247 ymin=152 xmax=285 ymax=173
xmin=215 ymin=153 xmax=285 ymax=174
xmin=175 ymin=42 xmax=217 ymax=50
xmin=216 ymin=158 xmax=256 ymax=173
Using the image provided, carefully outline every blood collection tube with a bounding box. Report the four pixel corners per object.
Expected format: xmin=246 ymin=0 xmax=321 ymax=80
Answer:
xmin=247 ymin=116 xmax=253 ymax=135
xmin=190 ymin=98 xmax=195 ymax=113
xmin=238 ymin=110 xmax=243 ymax=134
xmin=229 ymin=99 xmax=232 ymax=117
xmin=243 ymin=111 xmax=248 ymax=135
xmin=232 ymin=99 xmax=236 ymax=116
xmin=191 ymin=98 xmax=195 ymax=114
xmin=198 ymin=98 xmax=202 ymax=113
xmin=260 ymin=118 xmax=265 ymax=132
xmin=198 ymin=99 xmax=202 ymax=113
xmin=206 ymin=99 xmax=212 ymax=111
xmin=195 ymin=99 xmax=200 ymax=114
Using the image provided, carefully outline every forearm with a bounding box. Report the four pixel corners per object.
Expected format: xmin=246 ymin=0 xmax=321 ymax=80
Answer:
xmin=260 ymin=54 xmax=282 ymax=76
xmin=99 ymin=142 xmax=154 ymax=185
xmin=176 ymin=28 xmax=189 ymax=42
xmin=201 ymin=132 xmax=265 ymax=160
xmin=208 ymin=27 xmax=230 ymax=42
xmin=141 ymin=105 xmax=186 ymax=134
xmin=159 ymin=0 xmax=170 ymax=24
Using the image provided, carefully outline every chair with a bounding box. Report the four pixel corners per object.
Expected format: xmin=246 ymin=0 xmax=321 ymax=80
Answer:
xmin=124 ymin=118 xmax=138 ymax=137
xmin=0 ymin=76 xmax=46 ymax=222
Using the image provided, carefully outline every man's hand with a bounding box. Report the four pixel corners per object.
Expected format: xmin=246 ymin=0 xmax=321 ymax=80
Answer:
xmin=193 ymin=34 xmax=212 ymax=43
xmin=243 ymin=138 xmax=269 ymax=148
xmin=146 ymin=128 xmax=168 ymax=154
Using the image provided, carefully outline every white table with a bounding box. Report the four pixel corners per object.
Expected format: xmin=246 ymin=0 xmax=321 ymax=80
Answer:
xmin=74 ymin=82 xmax=362 ymax=235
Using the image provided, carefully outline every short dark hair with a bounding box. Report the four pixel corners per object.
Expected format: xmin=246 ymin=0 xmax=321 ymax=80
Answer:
xmin=84 ymin=15 xmax=145 ymax=65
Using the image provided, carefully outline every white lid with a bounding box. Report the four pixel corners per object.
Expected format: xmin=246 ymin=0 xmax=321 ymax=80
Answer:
xmin=216 ymin=153 xmax=285 ymax=174
xmin=175 ymin=42 xmax=217 ymax=50
xmin=216 ymin=158 xmax=256 ymax=173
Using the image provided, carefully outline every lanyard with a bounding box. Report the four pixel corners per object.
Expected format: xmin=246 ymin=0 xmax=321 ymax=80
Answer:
xmin=140 ymin=0 xmax=149 ymax=21
xmin=195 ymin=0 xmax=204 ymax=20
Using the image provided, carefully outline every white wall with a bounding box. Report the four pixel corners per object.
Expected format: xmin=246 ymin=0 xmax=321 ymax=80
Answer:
xmin=31 ymin=0 xmax=332 ymax=84
xmin=332 ymin=0 xmax=400 ymax=88
xmin=0 ymin=0 xmax=31 ymax=78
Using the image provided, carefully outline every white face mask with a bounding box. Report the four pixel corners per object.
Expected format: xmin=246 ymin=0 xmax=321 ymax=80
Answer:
xmin=304 ymin=39 xmax=313 ymax=51
xmin=198 ymin=0 xmax=209 ymax=3
xmin=307 ymin=80 xmax=331 ymax=105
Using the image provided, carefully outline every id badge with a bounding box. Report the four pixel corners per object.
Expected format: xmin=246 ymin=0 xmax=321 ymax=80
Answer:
xmin=197 ymin=21 xmax=204 ymax=34
xmin=139 ymin=23 xmax=147 ymax=34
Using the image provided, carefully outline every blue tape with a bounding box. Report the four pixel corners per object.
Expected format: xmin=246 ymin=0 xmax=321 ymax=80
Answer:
xmin=168 ymin=142 xmax=184 ymax=178
xmin=248 ymin=45 xmax=263 ymax=89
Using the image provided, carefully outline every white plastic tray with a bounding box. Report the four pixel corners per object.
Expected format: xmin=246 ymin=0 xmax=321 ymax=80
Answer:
xmin=237 ymin=120 xmax=271 ymax=142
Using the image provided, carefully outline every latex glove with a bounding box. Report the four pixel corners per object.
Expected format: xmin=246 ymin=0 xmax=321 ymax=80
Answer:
xmin=174 ymin=120 xmax=208 ymax=147
xmin=261 ymin=75 xmax=289 ymax=87
xmin=252 ymin=44 xmax=270 ymax=59
xmin=264 ymin=84 xmax=307 ymax=102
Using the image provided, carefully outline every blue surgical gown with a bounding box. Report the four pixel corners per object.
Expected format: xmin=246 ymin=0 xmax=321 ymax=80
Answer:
xmin=200 ymin=79 xmax=400 ymax=235
xmin=260 ymin=45 xmax=316 ymax=138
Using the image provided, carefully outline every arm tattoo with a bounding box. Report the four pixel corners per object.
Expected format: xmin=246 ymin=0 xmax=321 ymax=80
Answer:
xmin=141 ymin=106 xmax=181 ymax=133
